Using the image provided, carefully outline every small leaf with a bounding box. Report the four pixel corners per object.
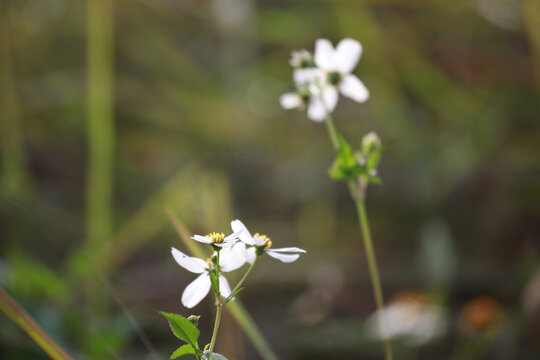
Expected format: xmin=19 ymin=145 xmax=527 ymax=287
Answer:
xmin=368 ymin=176 xmax=382 ymax=185
xmin=366 ymin=145 xmax=386 ymax=171
xmin=209 ymin=271 xmax=220 ymax=295
xmin=171 ymin=344 xmax=197 ymax=359
xmin=202 ymin=350 xmax=229 ymax=360
xmin=160 ymin=312 xmax=200 ymax=349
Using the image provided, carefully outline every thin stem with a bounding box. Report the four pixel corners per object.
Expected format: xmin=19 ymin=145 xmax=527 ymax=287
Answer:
xmin=356 ymin=199 xmax=393 ymax=360
xmin=324 ymin=112 xmax=340 ymax=150
xmin=323 ymin=111 xmax=392 ymax=359
xmin=208 ymin=304 xmax=223 ymax=358
xmin=208 ymin=250 xmax=221 ymax=359
xmin=225 ymin=255 xmax=259 ymax=304
xmin=0 ymin=287 xmax=75 ymax=360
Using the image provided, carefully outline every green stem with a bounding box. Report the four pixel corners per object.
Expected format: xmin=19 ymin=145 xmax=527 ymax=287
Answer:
xmin=323 ymin=113 xmax=392 ymax=360
xmin=208 ymin=250 xmax=221 ymax=359
xmin=87 ymin=0 xmax=114 ymax=251
xmin=225 ymin=255 xmax=259 ymax=304
xmin=356 ymin=199 xmax=393 ymax=360
xmin=324 ymin=112 xmax=340 ymax=150
xmin=208 ymin=303 xmax=223 ymax=359
xmin=0 ymin=287 xmax=74 ymax=360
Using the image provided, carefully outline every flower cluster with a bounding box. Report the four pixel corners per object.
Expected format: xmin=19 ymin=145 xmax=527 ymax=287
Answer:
xmin=171 ymin=219 xmax=306 ymax=308
xmin=280 ymin=38 xmax=370 ymax=122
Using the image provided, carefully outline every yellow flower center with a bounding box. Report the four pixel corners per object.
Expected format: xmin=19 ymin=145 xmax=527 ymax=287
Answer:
xmin=254 ymin=233 xmax=272 ymax=249
xmin=206 ymin=232 xmax=225 ymax=244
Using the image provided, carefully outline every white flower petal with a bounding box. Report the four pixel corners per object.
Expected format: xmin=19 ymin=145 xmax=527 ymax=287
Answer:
xmin=280 ymin=93 xmax=302 ymax=110
xmin=252 ymin=235 xmax=266 ymax=247
xmin=339 ymin=74 xmax=369 ymax=103
xmin=245 ymin=247 xmax=257 ymax=264
xmin=181 ymin=273 xmax=211 ymax=308
xmin=293 ymin=68 xmax=321 ymax=87
xmin=268 ymin=247 xmax=306 ymax=253
xmin=335 ymin=38 xmax=362 ymax=73
xmin=322 ymin=85 xmax=339 ymax=112
xmin=307 ymin=96 xmax=326 ymax=122
xmin=219 ymin=245 xmax=247 ymax=272
xmin=171 ymin=248 xmax=207 ymax=274
xmin=231 ymin=219 xmax=255 ymax=245
xmin=314 ymin=38 xmax=337 ymax=71
xmin=191 ymin=235 xmax=212 ymax=244
xmin=219 ymin=275 xmax=232 ymax=298
xmin=266 ymin=250 xmax=300 ymax=263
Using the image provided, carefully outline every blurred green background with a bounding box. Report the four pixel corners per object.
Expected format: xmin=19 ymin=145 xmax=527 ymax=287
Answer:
xmin=1 ymin=0 xmax=540 ymax=359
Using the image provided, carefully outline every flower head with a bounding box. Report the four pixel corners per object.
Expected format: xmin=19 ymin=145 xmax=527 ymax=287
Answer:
xmin=281 ymin=38 xmax=369 ymax=122
xmin=313 ymin=38 xmax=369 ymax=103
xmin=289 ymin=49 xmax=314 ymax=68
xmin=280 ymin=67 xmax=337 ymax=122
xmin=171 ymin=246 xmax=246 ymax=308
xmin=230 ymin=220 xmax=306 ymax=263
xmin=191 ymin=228 xmax=241 ymax=248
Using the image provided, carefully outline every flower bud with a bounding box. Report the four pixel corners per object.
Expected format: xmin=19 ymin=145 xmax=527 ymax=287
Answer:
xmin=361 ymin=132 xmax=381 ymax=154
xmin=188 ymin=315 xmax=200 ymax=327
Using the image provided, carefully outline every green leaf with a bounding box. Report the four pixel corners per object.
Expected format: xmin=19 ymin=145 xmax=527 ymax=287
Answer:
xmin=328 ymin=133 xmax=367 ymax=181
xmin=368 ymin=176 xmax=382 ymax=185
xmin=366 ymin=144 xmax=387 ymax=171
xmin=160 ymin=312 xmax=200 ymax=349
xmin=202 ymin=350 xmax=229 ymax=360
xmin=209 ymin=271 xmax=220 ymax=295
xmin=171 ymin=344 xmax=197 ymax=359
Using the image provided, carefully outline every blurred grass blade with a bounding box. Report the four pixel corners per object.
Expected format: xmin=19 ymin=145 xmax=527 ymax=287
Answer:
xmin=86 ymin=0 xmax=115 ymax=248
xmin=0 ymin=286 xmax=74 ymax=360
xmin=0 ymin=6 xmax=27 ymax=196
xmin=166 ymin=212 xmax=278 ymax=360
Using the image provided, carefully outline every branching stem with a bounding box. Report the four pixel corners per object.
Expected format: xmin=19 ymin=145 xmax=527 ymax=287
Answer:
xmin=323 ymin=112 xmax=393 ymax=360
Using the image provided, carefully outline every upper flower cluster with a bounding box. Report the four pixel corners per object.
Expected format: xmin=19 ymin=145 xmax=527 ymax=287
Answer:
xmin=280 ymin=38 xmax=370 ymax=122
xmin=171 ymin=219 xmax=306 ymax=308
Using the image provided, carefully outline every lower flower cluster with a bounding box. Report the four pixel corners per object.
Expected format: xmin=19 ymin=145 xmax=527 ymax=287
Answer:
xmin=162 ymin=219 xmax=306 ymax=360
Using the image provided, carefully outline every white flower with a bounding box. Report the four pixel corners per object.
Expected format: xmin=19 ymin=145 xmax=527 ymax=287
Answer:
xmin=281 ymin=38 xmax=368 ymax=122
xmin=280 ymin=68 xmax=337 ymax=122
xmin=191 ymin=229 xmax=242 ymax=248
xmin=313 ymin=38 xmax=369 ymax=103
xmin=230 ymin=219 xmax=306 ymax=263
xmin=289 ymin=49 xmax=313 ymax=68
xmin=365 ymin=292 xmax=446 ymax=346
xmin=171 ymin=246 xmax=246 ymax=308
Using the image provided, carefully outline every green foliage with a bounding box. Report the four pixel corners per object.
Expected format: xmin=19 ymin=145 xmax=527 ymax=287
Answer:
xmin=160 ymin=312 xmax=201 ymax=357
xmin=171 ymin=344 xmax=197 ymax=359
xmin=8 ymin=253 xmax=67 ymax=301
xmin=328 ymin=134 xmax=365 ymax=181
xmin=209 ymin=271 xmax=220 ymax=296
xmin=328 ymin=133 xmax=386 ymax=187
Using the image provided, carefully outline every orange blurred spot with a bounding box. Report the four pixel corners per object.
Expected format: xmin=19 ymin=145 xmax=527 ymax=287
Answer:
xmin=459 ymin=296 xmax=502 ymax=332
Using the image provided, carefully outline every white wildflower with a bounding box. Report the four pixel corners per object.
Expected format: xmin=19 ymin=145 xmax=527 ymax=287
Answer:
xmin=313 ymin=38 xmax=369 ymax=103
xmin=171 ymin=246 xmax=246 ymax=308
xmin=230 ymin=220 xmax=306 ymax=263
